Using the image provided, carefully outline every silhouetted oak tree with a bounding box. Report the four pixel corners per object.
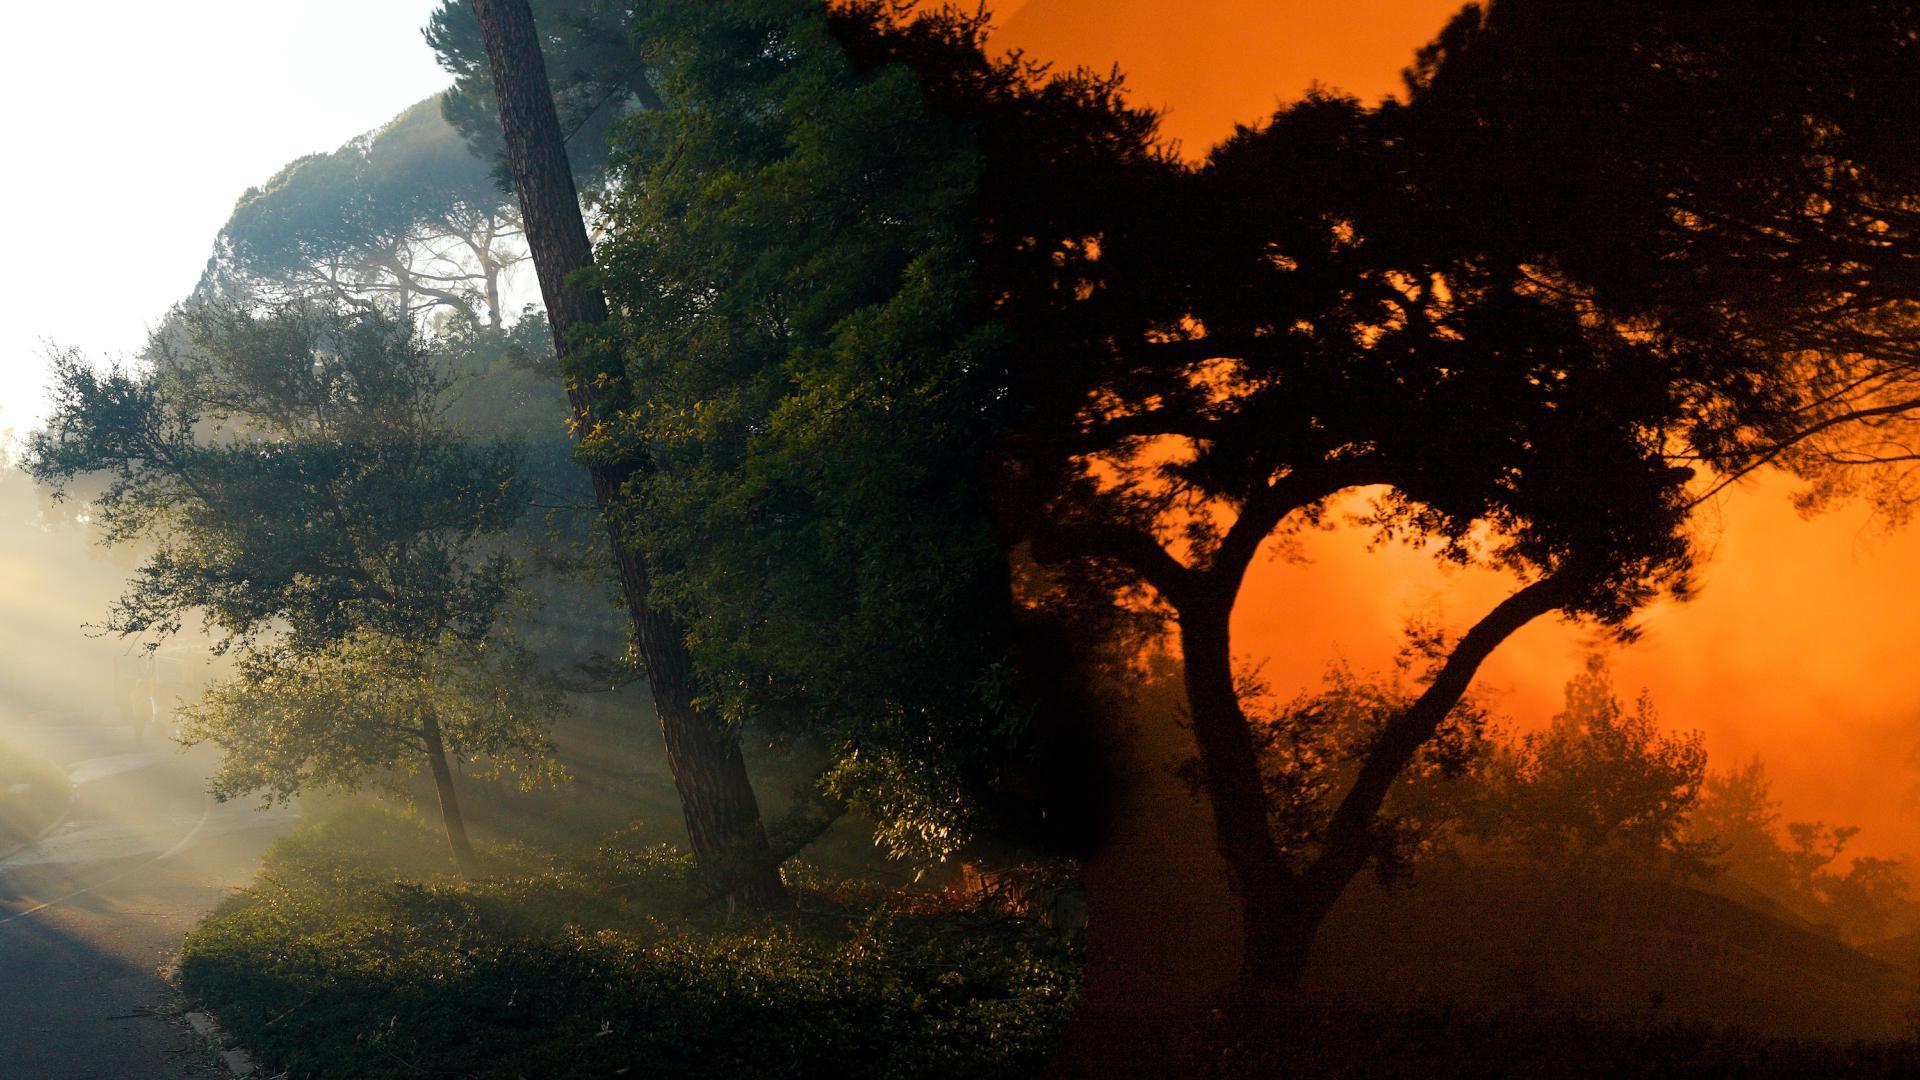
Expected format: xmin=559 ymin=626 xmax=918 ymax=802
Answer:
xmin=1406 ymin=0 xmax=1920 ymax=511
xmin=830 ymin=12 xmax=1673 ymax=998
xmin=860 ymin=3 xmax=1920 ymax=1006
xmin=1056 ymin=98 xmax=1706 ymax=995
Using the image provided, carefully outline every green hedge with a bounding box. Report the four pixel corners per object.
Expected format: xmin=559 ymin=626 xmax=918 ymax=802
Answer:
xmin=179 ymin=807 xmax=1077 ymax=1078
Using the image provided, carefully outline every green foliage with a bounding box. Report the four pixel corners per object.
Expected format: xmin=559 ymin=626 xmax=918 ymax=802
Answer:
xmin=206 ymin=99 xmax=526 ymax=325
xmin=592 ymin=0 xmax=1021 ymax=860
xmin=25 ymin=301 xmax=560 ymax=806
xmin=182 ymin=633 xmax=563 ymax=806
xmin=429 ymin=309 xmax=637 ymax=678
xmin=436 ymin=307 xmax=566 ymax=433
xmin=29 ymin=303 xmax=522 ymax=656
xmin=426 ymin=0 xmax=654 ymax=187
xmin=179 ymin=807 xmax=1078 ymax=1079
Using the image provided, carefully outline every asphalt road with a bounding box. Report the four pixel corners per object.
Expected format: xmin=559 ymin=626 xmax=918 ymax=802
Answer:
xmin=0 ymin=724 xmax=297 ymax=1080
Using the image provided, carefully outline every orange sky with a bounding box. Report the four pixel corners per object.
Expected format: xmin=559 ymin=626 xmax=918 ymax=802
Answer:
xmin=994 ymin=1 xmax=1920 ymax=856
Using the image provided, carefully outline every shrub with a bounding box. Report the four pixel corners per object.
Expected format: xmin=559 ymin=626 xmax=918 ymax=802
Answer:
xmin=179 ymin=807 xmax=1077 ymax=1078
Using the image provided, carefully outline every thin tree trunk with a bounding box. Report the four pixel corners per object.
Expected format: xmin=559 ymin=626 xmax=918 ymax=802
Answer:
xmin=421 ymin=710 xmax=482 ymax=879
xmin=483 ymin=257 xmax=503 ymax=329
xmin=468 ymin=0 xmax=784 ymax=905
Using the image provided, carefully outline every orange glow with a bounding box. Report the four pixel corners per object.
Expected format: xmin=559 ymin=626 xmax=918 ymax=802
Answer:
xmin=995 ymin=1 xmax=1920 ymax=857
xmin=995 ymin=0 xmax=1461 ymax=148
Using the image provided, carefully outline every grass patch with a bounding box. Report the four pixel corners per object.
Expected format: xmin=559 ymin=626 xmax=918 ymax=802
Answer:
xmin=0 ymin=737 xmax=71 ymax=849
xmin=179 ymin=806 xmax=1079 ymax=1079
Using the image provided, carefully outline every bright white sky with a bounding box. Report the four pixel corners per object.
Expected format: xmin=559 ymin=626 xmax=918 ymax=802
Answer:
xmin=0 ymin=1 xmax=455 ymax=436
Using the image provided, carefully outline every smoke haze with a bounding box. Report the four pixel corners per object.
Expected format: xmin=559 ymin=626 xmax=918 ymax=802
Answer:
xmin=995 ymin=0 xmax=1920 ymax=856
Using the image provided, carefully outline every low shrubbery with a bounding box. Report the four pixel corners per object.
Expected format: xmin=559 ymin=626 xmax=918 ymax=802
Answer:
xmin=178 ymin=806 xmax=1078 ymax=1079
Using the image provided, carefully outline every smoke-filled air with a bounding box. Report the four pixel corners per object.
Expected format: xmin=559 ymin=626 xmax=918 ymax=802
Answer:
xmin=9 ymin=3 xmax=1920 ymax=1078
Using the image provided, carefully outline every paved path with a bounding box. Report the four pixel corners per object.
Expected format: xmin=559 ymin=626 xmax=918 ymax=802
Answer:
xmin=0 ymin=724 xmax=297 ymax=1079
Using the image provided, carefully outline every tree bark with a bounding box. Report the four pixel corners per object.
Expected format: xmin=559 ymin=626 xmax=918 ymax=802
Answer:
xmin=421 ymin=710 xmax=482 ymax=879
xmin=1175 ymin=586 xmax=1297 ymax=995
xmin=468 ymin=0 xmax=784 ymax=905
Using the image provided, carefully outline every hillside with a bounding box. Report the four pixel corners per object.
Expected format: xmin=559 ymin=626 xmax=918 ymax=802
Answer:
xmin=1305 ymin=863 xmax=1919 ymax=1040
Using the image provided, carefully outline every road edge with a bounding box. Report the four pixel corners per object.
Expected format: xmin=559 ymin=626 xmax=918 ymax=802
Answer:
xmin=163 ymin=954 xmax=261 ymax=1077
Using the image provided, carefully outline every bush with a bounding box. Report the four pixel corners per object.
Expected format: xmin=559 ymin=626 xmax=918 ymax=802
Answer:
xmin=179 ymin=806 xmax=1078 ymax=1078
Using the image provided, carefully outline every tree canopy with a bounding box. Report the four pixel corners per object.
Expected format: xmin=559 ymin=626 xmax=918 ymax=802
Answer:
xmin=206 ymin=99 xmax=528 ymax=327
xmin=1406 ymin=0 xmax=1920 ymax=511
xmin=426 ymin=0 xmax=660 ymax=187
xmin=594 ymin=0 xmax=1024 ymax=860
xmin=26 ymin=301 xmax=554 ymax=874
xmin=30 ymin=304 xmax=524 ymax=653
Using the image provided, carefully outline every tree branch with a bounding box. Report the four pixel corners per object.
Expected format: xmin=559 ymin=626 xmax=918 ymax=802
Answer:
xmin=1296 ymin=565 xmax=1585 ymax=904
xmin=1032 ymin=519 xmax=1196 ymax=605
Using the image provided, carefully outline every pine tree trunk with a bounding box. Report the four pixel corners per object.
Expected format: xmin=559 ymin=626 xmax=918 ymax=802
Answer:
xmin=421 ymin=710 xmax=482 ymax=879
xmin=467 ymin=0 xmax=783 ymax=905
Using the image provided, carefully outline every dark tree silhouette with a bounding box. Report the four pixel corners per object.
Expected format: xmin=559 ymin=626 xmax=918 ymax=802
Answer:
xmin=1461 ymin=656 xmax=1713 ymax=874
xmin=1406 ymin=0 xmax=1920 ymax=512
xmin=463 ymin=0 xmax=782 ymax=904
xmin=836 ymin=4 xmax=1920 ymax=1014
